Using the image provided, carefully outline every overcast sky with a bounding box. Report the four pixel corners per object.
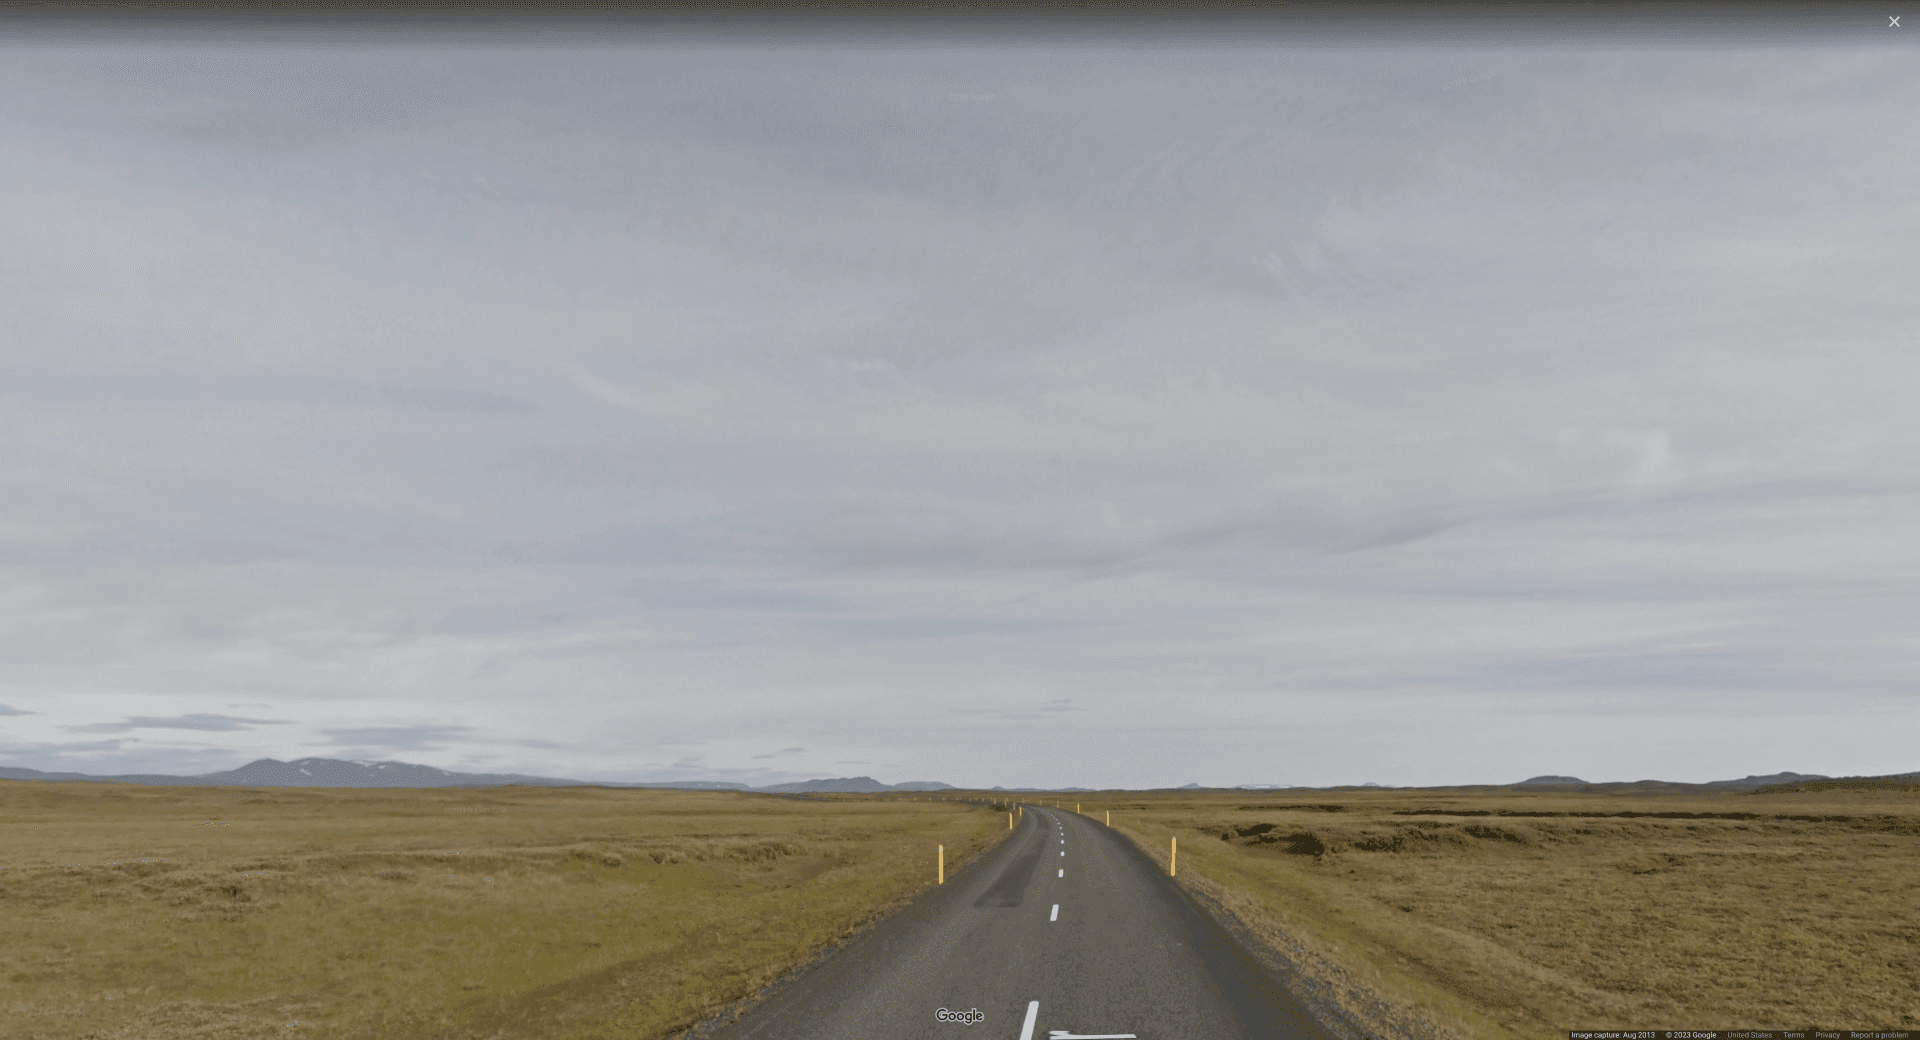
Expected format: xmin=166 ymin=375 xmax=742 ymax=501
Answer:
xmin=2 ymin=14 xmax=1916 ymax=788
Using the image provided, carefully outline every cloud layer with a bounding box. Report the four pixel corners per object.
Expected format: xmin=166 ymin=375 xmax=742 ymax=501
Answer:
xmin=2 ymin=27 xmax=1917 ymax=787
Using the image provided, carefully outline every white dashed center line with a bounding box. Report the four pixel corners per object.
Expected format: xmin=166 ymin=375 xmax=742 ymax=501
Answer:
xmin=1019 ymin=1000 xmax=1040 ymax=1040
xmin=1050 ymin=903 xmax=1059 ymax=922
xmin=1058 ymin=868 xmax=1064 ymax=877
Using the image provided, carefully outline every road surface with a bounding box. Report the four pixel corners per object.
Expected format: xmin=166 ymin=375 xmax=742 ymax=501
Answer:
xmin=710 ymin=805 xmax=1326 ymax=1040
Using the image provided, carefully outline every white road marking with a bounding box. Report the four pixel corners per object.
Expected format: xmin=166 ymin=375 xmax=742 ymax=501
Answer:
xmin=1019 ymin=1000 xmax=1040 ymax=1040
xmin=1050 ymin=903 xmax=1059 ymax=921
xmin=1058 ymin=868 xmax=1064 ymax=877
xmin=1048 ymin=1033 xmax=1137 ymax=1039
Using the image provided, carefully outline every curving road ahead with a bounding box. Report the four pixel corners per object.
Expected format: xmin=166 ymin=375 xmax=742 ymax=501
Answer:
xmin=711 ymin=805 xmax=1325 ymax=1040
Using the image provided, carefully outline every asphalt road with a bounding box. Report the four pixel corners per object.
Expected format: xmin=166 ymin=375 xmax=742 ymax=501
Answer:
xmin=710 ymin=805 xmax=1326 ymax=1040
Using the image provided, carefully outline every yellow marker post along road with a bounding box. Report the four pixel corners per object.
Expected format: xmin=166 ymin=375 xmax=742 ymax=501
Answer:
xmin=1170 ymin=837 xmax=1177 ymax=877
xmin=939 ymin=845 xmax=944 ymax=885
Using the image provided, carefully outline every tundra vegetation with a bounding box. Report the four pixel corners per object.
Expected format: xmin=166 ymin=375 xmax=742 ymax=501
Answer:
xmin=0 ymin=782 xmax=1003 ymax=1040
xmin=1096 ymin=783 xmax=1920 ymax=1039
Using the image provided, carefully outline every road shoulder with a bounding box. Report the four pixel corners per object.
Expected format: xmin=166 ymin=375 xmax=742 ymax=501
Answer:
xmin=676 ymin=814 xmax=1026 ymax=1040
xmin=1104 ymin=824 xmax=1457 ymax=1040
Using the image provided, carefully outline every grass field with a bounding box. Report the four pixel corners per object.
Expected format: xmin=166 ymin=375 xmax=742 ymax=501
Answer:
xmin=11 ymin=779 xmax=1915 ymax=1040
xmin=1097 ymin=785 xmax=1920 ymax=1039
xmin=0 ymin=781 xmax=1006 ymax=1040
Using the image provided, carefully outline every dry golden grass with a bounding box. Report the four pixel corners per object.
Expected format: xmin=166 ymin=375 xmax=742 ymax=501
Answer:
xmin=0 ymin=781 xmax=1005 ymax=1040
xmin=1099 ymin=786 xmax=1920 ymax=1039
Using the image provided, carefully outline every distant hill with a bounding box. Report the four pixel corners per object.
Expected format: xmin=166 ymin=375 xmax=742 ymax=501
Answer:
xmin=205 ymin=759 xmax=586 ymax=789
xmin=5 ymin=759 xmax=1907 ymax=794
xmin=0 ymin=759 xmax=965 ymax=794
xmin=757 ymin=776 xmax=954 ymax=794
xmin=1505 ymin=772 xmax=1849 ymax=791
xmin=0 ymin=766 xmax=95 ymax=782
xmin=0 ymin=758 xmax=752 ymax=790
xmin=1698 ymin=771 xmax=1829 ymax=790
xmin=1747 ymin=771 xmax=1920 ymax=794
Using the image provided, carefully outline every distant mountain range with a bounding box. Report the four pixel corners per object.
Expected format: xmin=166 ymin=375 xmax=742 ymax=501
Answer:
xmin=758 ymin=776 xmax=953 ymax=794
xmin=0 ymin=759 xmax=950 ymax=793
xmin=1510 ymin=771 xmax=1852 ymax=791
xmin=1 ymin=758 xmax=1913 ymax=793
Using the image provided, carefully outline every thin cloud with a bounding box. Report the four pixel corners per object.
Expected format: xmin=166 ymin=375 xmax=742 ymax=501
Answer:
xmin=0 ymin=704 xmax=36 ymax=716
xmin=67 ymin=714 xmax=292 ymax=733
xmin=0 ymin=739 xmax=132 ymax=754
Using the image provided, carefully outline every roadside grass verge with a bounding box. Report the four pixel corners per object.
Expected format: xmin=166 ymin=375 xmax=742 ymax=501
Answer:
xmin=1097 ymin=788 xmax=1920 ymax=1039
xmin=0 ymin=782 xmax=1005 ymax=1040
